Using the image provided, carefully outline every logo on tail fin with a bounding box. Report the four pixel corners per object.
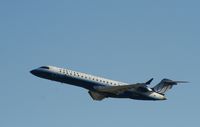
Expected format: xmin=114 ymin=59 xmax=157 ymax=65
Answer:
xmin=152 ymin=79 xmax=188 ymax=94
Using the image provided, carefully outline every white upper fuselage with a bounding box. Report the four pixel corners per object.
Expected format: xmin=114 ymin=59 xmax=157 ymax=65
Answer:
xmin=30 ymin=66 xmax=166 ymax=101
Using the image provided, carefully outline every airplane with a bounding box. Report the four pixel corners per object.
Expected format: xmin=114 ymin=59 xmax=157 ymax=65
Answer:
xmin=30 ymin=66 xmax=188 ymax=101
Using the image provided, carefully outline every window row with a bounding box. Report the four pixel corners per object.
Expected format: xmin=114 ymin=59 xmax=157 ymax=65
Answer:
xmin=59 ymin=69 xmax=118 ymax=86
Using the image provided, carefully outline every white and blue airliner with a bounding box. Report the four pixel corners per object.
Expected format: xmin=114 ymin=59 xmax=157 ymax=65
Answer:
xmin=30 ymin=66 xmax=187 ymax=101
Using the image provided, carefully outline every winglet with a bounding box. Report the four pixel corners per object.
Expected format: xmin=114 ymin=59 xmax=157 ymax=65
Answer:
xmin=145 ymin=78 xmax=154 ymax=85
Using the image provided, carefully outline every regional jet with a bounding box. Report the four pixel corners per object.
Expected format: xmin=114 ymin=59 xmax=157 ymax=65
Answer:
xmin=30 ymin=66 xmax=188 ymax=101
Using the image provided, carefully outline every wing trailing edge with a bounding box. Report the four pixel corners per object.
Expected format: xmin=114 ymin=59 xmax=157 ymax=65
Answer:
xmin=145 ymin=78 xmax=154 ymax=85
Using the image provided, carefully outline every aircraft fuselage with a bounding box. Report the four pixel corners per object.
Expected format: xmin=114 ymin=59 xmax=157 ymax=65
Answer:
xmin=30 ymin=66 xmax=166 ymax=101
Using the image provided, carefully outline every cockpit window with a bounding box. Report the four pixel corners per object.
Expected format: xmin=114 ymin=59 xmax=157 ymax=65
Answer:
xmin=40 ymin=66 xmax=49 ymax=69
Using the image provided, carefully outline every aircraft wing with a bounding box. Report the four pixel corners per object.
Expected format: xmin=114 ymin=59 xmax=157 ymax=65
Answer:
xmin=95 ymin=83 xmax=150 ymax=95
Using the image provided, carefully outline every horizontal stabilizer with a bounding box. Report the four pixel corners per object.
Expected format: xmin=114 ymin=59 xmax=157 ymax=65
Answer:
xmin=164 ymin=80 xmax=189 ymax=84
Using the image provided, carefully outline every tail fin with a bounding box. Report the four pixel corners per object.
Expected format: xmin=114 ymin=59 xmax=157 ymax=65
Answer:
xmin=152 ymin=79 xmax=188 ymax=94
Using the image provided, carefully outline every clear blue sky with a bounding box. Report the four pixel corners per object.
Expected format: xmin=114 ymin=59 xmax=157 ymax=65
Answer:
xmin=1 ymin=0 xmax=200 ymax=127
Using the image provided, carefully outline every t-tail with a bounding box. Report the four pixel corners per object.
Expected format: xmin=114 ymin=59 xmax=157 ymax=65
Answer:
xmin=152 ymin=79 xmax=188 ymax=94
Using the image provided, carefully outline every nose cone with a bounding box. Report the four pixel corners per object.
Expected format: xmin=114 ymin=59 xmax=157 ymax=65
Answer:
xmin=30 ymin=69 xmax=47 ymax=78
xmin=30 ymin=69 xmax=37 ymax=76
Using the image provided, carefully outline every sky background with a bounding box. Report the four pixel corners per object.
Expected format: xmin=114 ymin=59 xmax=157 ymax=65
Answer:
xmin=1 ymin=0 xmax=200 ymax=127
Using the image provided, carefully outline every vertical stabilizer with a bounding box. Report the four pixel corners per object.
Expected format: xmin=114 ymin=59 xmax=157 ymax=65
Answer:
xmin=152 ymin=79 xmax=188 ymax=94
